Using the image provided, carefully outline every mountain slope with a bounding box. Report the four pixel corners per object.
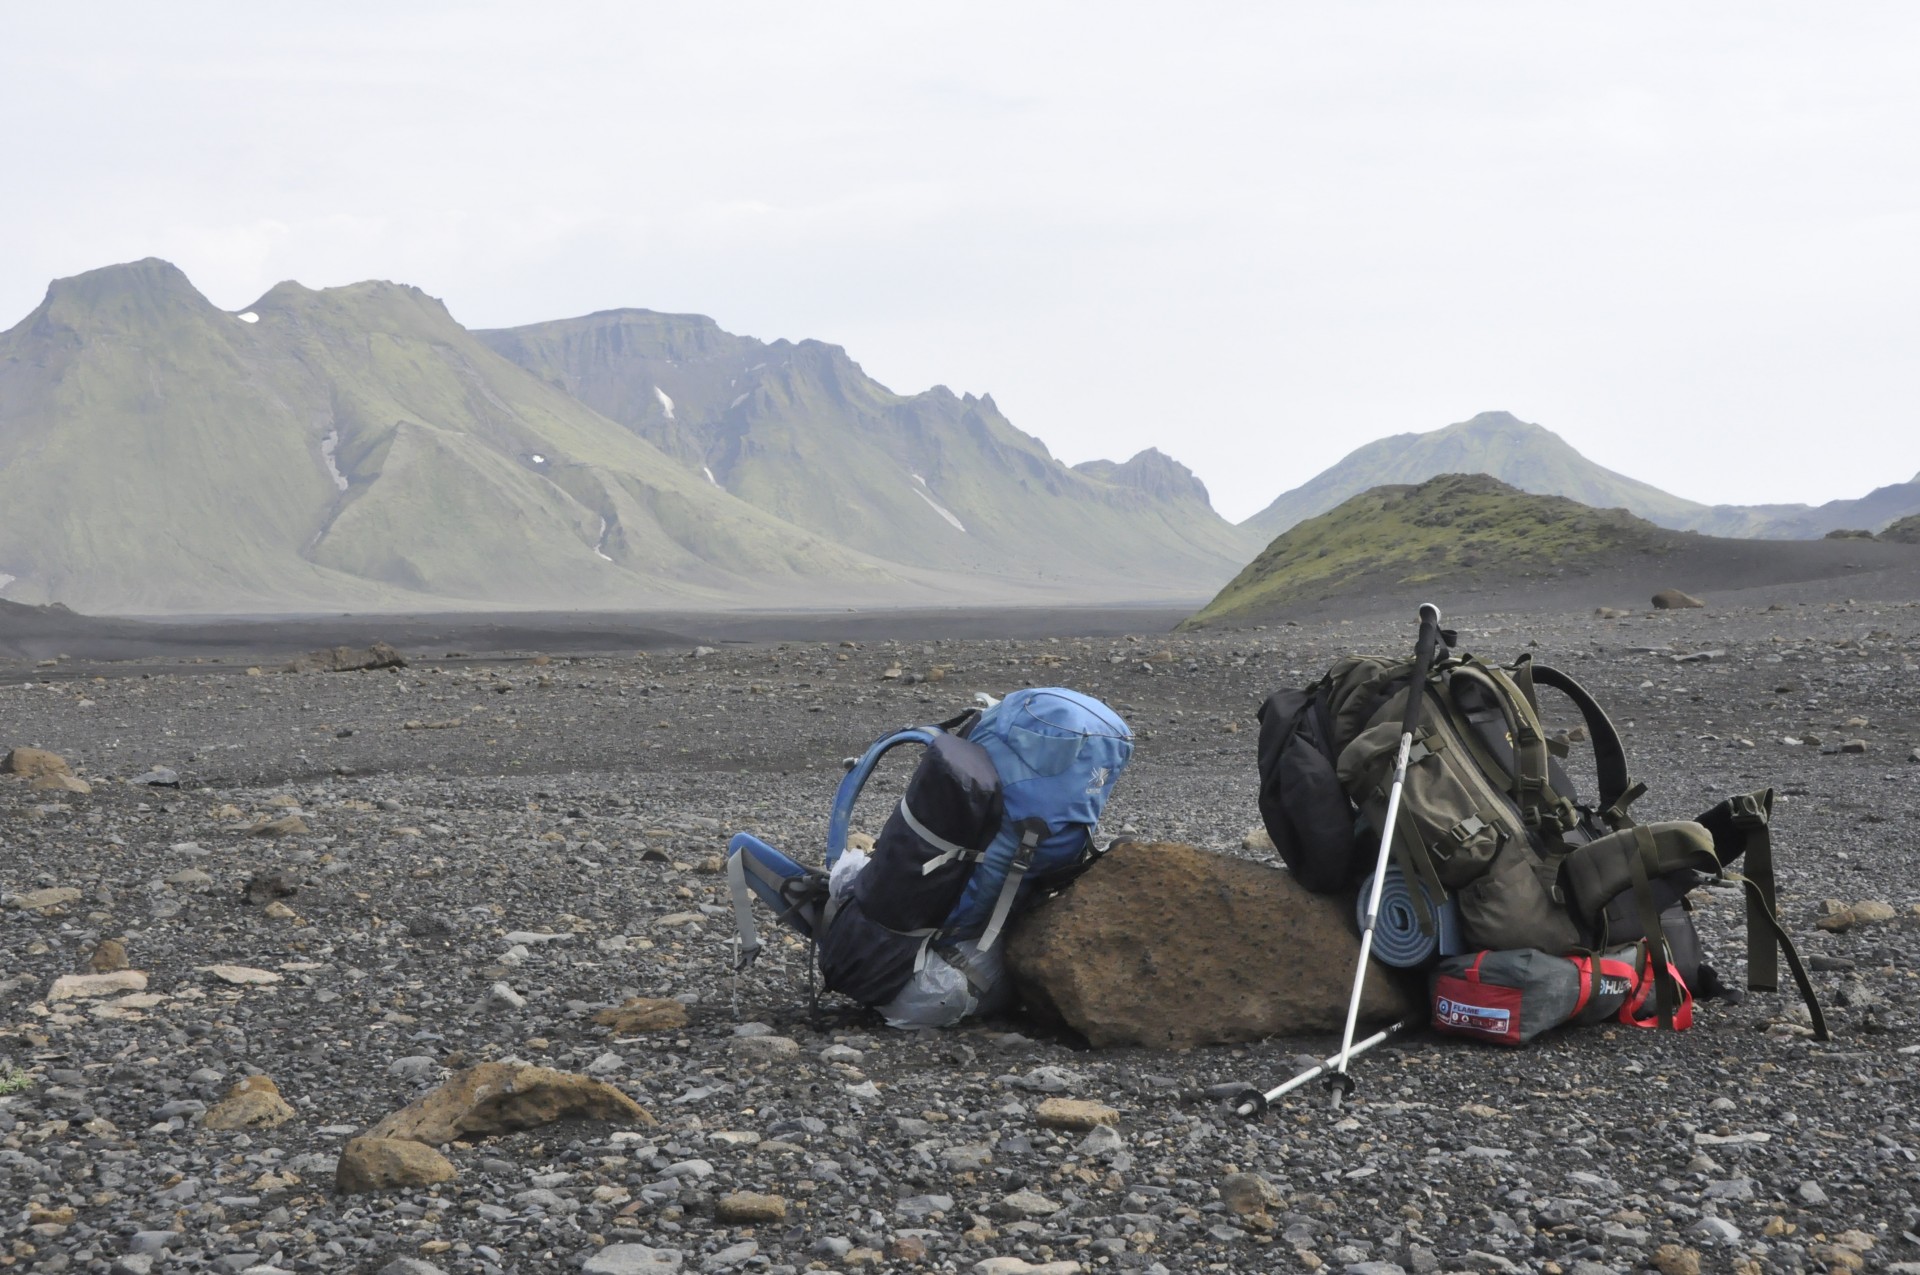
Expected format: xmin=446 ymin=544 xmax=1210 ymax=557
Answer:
xmin=1682 ymin=473 xmax=1920 ymax=539
xmin=1241 ymin=411 xmax=1710 ymax=541
xmin=0 ymin=261 xmax=922 ymax=613
xmin=1189 ymin=473 xmax=1679 ymax=628
xmin=479 ymin=309 xmax=1255 ymax=588
xmin=1243 ymin=410 xmax=1920 ymax=542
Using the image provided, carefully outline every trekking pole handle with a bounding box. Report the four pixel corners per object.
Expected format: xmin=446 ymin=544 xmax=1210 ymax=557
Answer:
xmin=1397 ymin=604 xmax=1445 ymax=744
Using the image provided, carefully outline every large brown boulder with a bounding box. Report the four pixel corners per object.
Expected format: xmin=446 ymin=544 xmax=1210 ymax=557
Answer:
xmin=1651 ymin=588 xmax=1704 ymax=610
xmin=367 ymin=1063 xmax=656 ymax=1146
xmin=1005 ymin=841 xmax=1413 ymax=1048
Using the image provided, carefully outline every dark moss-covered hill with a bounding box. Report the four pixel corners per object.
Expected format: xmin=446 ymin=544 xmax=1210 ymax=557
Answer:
xmin=1185 ymin=473 xmax=1680 ymax=628
xmin=1882 ymin=513 xmax=1920 ymax=545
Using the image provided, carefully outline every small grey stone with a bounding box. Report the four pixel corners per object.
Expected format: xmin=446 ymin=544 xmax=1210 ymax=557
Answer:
xmin=896 ymin=1193 xmax=954 ymax=1221
xmin=1078 ymin=1124 xmax=1124 ymax=1158
xmin=378 ymin=1261 xmax=449 ymax=1275
xmin=1703 ymin=1178 xmax=1754 ymax=1202
xmin=386 ymin=1055 xmax=439 ymax=1081
xmin=583 ymin=1248 xmax=683 ymax=1275
xmin=1691 ymin=1216 xmax=1741 ymax=1244
xmin=944 ymin=1143 xmax=993 ymax=1171
xmin=701 ymin=1240 xmax=757 ymax=1271
xmin=1795 ymin=1179 xmax=1829 ymax=1205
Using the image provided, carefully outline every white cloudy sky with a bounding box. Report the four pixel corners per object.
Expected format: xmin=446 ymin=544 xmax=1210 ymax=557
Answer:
xmin=4 ymin=3 xmax=1916 ymax=520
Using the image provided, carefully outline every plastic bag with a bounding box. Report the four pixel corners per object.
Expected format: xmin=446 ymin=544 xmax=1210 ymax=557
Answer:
xmin=828 ymin=847 xmax=869 ymax=901
xmin=878 ymin=937 xmax=1011 ymax=1028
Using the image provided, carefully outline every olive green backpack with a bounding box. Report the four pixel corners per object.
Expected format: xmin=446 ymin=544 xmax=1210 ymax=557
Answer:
xmin=1320 ymin=649 xmax=1825 ymax=1036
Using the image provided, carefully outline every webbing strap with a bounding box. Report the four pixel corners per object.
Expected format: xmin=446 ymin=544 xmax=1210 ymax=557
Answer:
xmin=976 ymin=819 xmax=1046 ymax=953
xmin=899 ymin=799 xmax=979 ymax=875
xmin=1728 ymin=792 xmax=1781 ymax=993
xmin=1627 ymin=825 xmax=1680 ymax=1029
xmin=1729 ymin=872 xmax=1830 ymax=1041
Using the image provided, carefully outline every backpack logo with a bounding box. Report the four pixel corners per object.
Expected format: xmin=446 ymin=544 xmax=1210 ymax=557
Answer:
xmin=1436 ymin=996 xmax=1511 ymax=1035
xmin=1085 ymin=766 xmax=1111 ymax=796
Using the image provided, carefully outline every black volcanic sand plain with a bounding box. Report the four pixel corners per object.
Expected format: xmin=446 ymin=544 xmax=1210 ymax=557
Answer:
xmin=2 ymin=592 xmax=1919 ymax=1275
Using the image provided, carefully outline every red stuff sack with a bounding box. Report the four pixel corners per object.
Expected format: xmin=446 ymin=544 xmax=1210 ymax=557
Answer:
xmin=1432 ymin=944 xmax=1692 ymax=1046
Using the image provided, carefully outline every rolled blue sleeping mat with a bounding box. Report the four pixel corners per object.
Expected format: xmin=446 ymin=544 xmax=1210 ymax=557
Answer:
xmin=1360 ymin=865 xmax=1462 ymax=968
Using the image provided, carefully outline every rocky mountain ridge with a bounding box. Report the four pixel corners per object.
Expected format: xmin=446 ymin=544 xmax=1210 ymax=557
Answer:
xmin=0 ymin=263 xmax=1249 ymax=613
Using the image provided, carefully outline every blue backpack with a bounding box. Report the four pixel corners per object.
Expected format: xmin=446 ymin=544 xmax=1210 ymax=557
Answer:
xmin=726 ymin=688 xmax=1133 ymax=1025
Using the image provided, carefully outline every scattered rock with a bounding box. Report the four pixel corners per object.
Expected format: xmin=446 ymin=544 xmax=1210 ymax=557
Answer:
xmin=714 ymin=1191 xmax=788 ymax=1223
xmin=202 ymin=964 xmax=282 ymax=985
xmin=1651 ymin=1250 xmax=1700 ymax=1275
xmin=1652 ymin=589 xmax=1705 ymax=609
xmin=247 ymin=813 xmax=309 ymax=838
xmin=1 ymin=746 xmax=71 ymax=779
xmin=11 ymin=886 xmax=82 ymax=911
xmin=203 ymin=1074 xmax=297 ymax=1130
xmin=244 ymin=871 xmax=300 ymax=904
xmin=87 ymin=937 xmax=129 ymax=971
xmin=971 ymin=1260 xmax=1081 ymax=1275
xmin=48 ymin=969 xmax=147 ymax=1000
xmin=995 ymin=1189 xmax=1061 ymax=1218
xmin=1850 ymin=899 xmax=1896 ymax=924
xmin=1242 ymin=825 xmax=1275 ymax=853
xmin=1006 ymin=841 xmax=1411 ymax=1047
xmin=593 ymin=996 xmax=690 ymax=1034
xmin=583 ymin=1246 xmax=685 ymax=1274
xmin=131 ymin=766 xmax=179 ymax=786
xmin=366 ymin=1062 xmax=656 ymax=1145
xmin=284 ymin=641 xmax=408 ymax=673
xmin=731 ymin=1034 xmax=801 ymax=1061
xmin=335 ymin=1136 xmax=456 ymax=1193
xmin=1219 ymin=1171 xmax=1284 ymax=1216
xmin=1034 ymin=1097 xmax=1119 ymax=1130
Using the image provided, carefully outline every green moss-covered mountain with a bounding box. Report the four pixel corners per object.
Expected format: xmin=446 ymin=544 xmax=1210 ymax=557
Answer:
xmin=1241 ymin=411 xmax=1920 ymax=541
xmin=0 ymin=263 xmax=1248 ymax=613
xmin=1189 ymin=473 xmax=1677 ymax=629
xmin=1882 ymin=513 xmax=1920 ymax=545
xmin=478 ymin=310 xmax=1255 ymax=583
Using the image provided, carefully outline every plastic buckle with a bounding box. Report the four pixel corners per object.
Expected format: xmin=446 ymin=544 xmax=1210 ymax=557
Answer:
xmin=1728 ymin=793 xmax=1766 ymax=828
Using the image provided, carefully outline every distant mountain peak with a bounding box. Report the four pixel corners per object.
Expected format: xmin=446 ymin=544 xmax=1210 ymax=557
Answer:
xmin=1240 ymin=409 xmax=1701 ymax=542
xmin=1073 ymin=448 xmax=1211 ymax=505
xmin=34 ymin=258 xmax=213 ymax=328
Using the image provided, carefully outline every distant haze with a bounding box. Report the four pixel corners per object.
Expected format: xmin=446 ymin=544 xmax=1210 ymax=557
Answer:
xmin=4 ymin=3 xmax=1917 ymax=521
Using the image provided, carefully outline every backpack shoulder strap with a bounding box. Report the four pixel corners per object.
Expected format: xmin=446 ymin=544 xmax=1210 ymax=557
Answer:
xmin=1529 ymin=663 xmax=1633 ymax=818
xmin=1450 ymin=657 xmax=1562 ymax=834
xmin=826 ymin=727 xmax=940 ymax=868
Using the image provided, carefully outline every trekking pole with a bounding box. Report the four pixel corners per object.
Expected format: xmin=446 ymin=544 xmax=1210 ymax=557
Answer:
xmin=1326 ymin=602 xmax=1445 ymax=1111
xmin=1227 ymin=1013 xmax=1422 ymax=1117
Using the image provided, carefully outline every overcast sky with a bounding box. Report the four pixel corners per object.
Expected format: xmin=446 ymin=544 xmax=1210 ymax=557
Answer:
xmin=4 ymin=4 xmax=1916 ymax=521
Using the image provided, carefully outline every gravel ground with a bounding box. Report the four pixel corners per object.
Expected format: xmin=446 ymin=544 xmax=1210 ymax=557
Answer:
xmin=2 ymin=597 xmax=1918 ymax=1275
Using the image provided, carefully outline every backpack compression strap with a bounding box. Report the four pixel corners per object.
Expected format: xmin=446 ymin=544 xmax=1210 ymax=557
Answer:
xmin=1713 ymin=790 xmax=1829 ymax=1041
